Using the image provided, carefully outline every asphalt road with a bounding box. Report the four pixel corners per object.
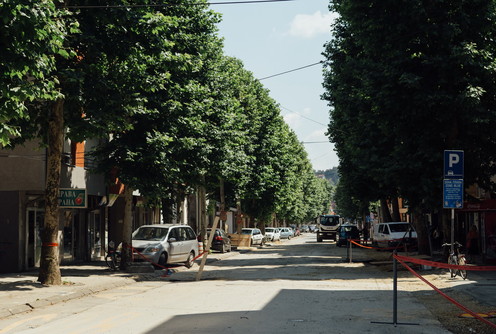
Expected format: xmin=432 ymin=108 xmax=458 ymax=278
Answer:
xmin=0 ymin=234 xmax=451 ymax=334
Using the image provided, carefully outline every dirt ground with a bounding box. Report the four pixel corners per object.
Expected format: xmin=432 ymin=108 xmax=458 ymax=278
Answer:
xmin=363 ymin=249 xmax=496 ymax=334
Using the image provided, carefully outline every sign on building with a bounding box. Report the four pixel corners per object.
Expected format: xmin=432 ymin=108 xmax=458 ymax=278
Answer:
xmin=59 ymin=188 xmax=87 ymax=208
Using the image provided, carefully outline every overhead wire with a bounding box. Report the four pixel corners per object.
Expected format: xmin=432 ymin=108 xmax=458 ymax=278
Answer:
xmin=64 ymin=0 xmax=296 ymax=9
xmin=258 ymin=61 xmax=323 ymax=81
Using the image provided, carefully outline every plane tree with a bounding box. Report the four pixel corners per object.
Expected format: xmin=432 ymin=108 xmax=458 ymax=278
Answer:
xmin=323 ymin=0 xmax=496 ymax=253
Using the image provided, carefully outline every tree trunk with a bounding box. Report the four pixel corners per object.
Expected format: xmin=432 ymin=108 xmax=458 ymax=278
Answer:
xmin=412 ymin=210 xmax=430 ymax=255
xmin=161 ymin=196 xmax=174 ymax=224
xmin=380 ymin=198 xmax=392 ymax=222
xmin=391 ymin=197 xmax=401 ymax=221
xmin=219 ymin=178 xmax=225 ymax=231
xmin=119 ymin=185 xmax=133 ymax=270
xmin=38 ymin=99 xmax=64 ymax=285
xmin=199 ymin=180 xmax=208 ymax=249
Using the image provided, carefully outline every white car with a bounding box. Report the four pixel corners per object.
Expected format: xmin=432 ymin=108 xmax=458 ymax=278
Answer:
xmin=241 ymin=228 xmax=264 ymax=246
xmin=132 ymin=224 xmax=199 ymax=269
xmin=371 ymin=222 xmax=417 ymax=248
xmin=279 ymin=227 xmax=293 ymax=239
xmin=264 ymin=227 xmax=281 ymax=241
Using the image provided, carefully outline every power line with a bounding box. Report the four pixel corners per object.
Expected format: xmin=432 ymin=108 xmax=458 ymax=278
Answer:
xmin=281 ymin=106 xmax=327 ymax=126
xmin=258 ymin=61 xmax=322 ymax=81
xmin=64 ymin=0 xmax=295 ymax=9
xmin=301 ymin=141 xmax=329 ymax=144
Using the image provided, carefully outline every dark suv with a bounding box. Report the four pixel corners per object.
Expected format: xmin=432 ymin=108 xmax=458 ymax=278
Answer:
xmin=207 ymin=228 xmax=232 ymax=253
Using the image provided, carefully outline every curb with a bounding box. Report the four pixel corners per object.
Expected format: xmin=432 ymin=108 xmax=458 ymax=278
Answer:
xmin=0 ymin=278 xmax=133 ymax=320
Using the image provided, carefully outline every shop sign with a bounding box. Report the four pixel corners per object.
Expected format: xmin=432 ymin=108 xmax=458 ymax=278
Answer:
xmin=59 ymin=188 xmax=87 ymax=208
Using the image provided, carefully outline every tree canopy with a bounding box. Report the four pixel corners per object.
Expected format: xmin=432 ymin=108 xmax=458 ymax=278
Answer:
xmin=323 ymin=0 xmax=496 ymax=218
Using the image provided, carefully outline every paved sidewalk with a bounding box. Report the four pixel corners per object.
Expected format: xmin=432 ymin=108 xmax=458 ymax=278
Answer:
xmin=0 ymin=251 xmax=238 ymax=320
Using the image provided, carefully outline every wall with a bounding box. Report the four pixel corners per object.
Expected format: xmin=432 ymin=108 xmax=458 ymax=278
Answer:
xmin=0 ymin=141 xmax=45 ymax=191
xmin=0 ymin=192 xmax=20 ymax=273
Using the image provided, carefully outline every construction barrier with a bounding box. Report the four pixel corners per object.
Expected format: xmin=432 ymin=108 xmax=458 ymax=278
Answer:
xmin=393 ymin=252 xmax=496 ymax=330
xmin=348 ymin=239 xmax=496 ymax=329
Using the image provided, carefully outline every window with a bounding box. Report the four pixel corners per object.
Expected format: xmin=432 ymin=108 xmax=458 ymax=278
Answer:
xmin=169 ymin=228 xmax=180 ymax=241
xmin=185 ymin=227 xmax=196 ymax=240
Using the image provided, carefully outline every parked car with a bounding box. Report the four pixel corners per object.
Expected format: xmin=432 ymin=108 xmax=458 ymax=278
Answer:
xmin=300 ymin=225 xmax=310 ymax=233
xmin=132 ymin=224 xmax=199 ymax=269
xmin=336 ymin=224 xmax=360 ymax=247
xmin=241 ymin=228 xmax=264 ymax=246
xmin=279 ymin=227 xmax=293 ymax=239
xmin=206 ymin=228 xmax=232 ymax=253
xmin=371 ymin=222 xmax=417 ymax=249
xmin=264 ymin=227 xmax=281 ymax=242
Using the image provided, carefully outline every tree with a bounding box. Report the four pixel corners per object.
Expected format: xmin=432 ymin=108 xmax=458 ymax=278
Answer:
xmin=323 ymin=0 xmax=496 ymax=253
xmin=65 ymin=1 xmax=223 ymax=267
xmin=0 ymin=0 xmax=77 ymax=285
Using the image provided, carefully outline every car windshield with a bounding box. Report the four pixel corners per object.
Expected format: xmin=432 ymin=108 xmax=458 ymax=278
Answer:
xmin=133 ymin=227 xmax=168 ymax=241
xmin=389 ymin=224 xmax=410 ymax=233
xmin=266 ymin=228 xmax=275 ymax=232
xmin=320 ymin=215 xmax=339 ymax=226
xmin=241 ymin=229 xmax=252 ymax=235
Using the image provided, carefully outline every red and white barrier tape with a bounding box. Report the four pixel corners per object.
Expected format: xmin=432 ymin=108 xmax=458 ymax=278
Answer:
xmin=394 ymin=254 xmax=496 ymax=329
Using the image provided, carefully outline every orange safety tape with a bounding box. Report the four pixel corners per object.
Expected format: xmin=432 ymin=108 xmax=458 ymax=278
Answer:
xmin=349 ymin=239 xmax=375 ymax=249
xmin=42 ymin=243 xmax=59 ymax=247
xmin=395 ymin=254 xmax=496 ymax=272
xmin=394 ymin=254 xmax=496 ymax=329
xmin=349 ymin=239 xmax=399 ymax=251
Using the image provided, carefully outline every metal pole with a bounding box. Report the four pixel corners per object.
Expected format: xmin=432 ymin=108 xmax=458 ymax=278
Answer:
xmin=349 ymin=238 xmax=352 ymax=263
xmin=346 ymin=239 xmax=349 ymax=262
xmin=393 ymin=250 xmax=398 ymax=326
xmin=451 ymin=209 xmax=455 ymax=254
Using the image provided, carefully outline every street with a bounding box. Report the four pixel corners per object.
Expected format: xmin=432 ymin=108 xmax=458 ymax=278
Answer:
xmin=0 ymin=233 xmax=450 ymax=334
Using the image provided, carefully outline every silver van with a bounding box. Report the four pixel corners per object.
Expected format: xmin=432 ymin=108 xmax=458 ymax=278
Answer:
xmin=132 ymin=224 xmax=199 ymax=269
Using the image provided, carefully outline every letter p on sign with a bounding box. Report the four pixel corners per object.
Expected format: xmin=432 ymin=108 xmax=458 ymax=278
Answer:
xmin=444 ymin=150 xmax=464 ymax=178
xmin=449 ymin=153 xmax=459 ymax=167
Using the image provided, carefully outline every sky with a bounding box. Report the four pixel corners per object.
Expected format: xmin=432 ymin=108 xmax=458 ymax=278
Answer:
xmin=213 ymin=0 xmax=339 ymax=171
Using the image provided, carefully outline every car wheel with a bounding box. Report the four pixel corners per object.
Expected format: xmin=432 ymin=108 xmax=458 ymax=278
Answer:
xmin=154 ymin=252 xmax=167 ymax=270
xmin=184 ymin=251 xmax=195 ymax=269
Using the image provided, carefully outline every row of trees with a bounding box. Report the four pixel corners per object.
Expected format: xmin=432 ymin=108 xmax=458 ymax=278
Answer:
xmin=323 ymin=0 xmax=496 ymax=252
xmin=1 ymin=1 xmax=331 ymax=283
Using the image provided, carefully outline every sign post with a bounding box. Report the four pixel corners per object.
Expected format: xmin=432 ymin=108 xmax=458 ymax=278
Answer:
xmin=443 ymin=150 xmax=464 ymax=253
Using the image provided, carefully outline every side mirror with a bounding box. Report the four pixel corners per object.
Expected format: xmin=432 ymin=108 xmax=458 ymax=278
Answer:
xmin=168 ymin=237 xmax=176 ymax=243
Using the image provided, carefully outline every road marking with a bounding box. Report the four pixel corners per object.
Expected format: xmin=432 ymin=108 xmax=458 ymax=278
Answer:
xmin=0 ymin=314 xmax=57 ymax=333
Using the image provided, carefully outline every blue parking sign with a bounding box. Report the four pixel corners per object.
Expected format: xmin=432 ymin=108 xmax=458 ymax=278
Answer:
xmin=444 ymin=150 xmax=464 ymax=178
xmin=443 ymin=179 xmax=463 ymax=209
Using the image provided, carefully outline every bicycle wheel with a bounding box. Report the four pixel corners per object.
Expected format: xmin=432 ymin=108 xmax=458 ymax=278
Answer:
xmin=105 ymin=254 xmax=117 ymax=270
xmin=448 ymin=256 xmax=456 ymax=278
xmin=458 ymin=256 xmax=468 ymax=280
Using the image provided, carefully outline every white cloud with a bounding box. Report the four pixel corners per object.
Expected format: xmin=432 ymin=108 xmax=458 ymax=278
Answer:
xmin=306 ymin=128 xmax=328 ymax=142
xmin=289 ymin=11 xmax=337 ymax=38
xmin=283 ymin=112 xmax=301 ymax=129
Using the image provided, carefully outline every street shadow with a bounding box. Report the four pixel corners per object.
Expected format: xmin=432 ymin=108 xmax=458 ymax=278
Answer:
xmin=0 ymin=280 xmax=45 ymax=291
xmin=143 ymin=289 xmax=438 ymax=334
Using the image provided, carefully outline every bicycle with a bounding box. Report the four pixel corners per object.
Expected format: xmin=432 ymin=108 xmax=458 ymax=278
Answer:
xmin=105 ymin=241 xmax=121 ymax=271
xmin=442 ymin=242 xmax=467 ymax=280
